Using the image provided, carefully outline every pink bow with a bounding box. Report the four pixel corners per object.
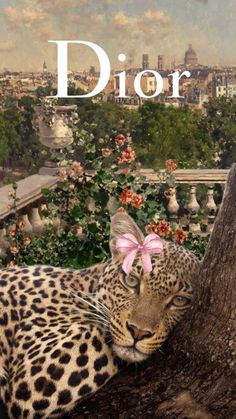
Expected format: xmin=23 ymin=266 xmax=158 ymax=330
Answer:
xmin=116 ymin=233 xmax=163 ymax=275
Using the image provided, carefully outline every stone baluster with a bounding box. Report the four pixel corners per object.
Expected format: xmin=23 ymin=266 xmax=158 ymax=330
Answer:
xmin=40 ymin=204 xmax=53 ymax=227
xmin=206 ymin=185 xmax=217 ymax=233
xmin=39 ymin=203 xmax=61 ymax=232
xmin=167 ymin=187 xmax=179 ymax=226
xmin=28 ymin=206 xmax=44 ymax=235
xmin=186 ymin=185 xmax=201 ymax=233
xmin=0 ymin=224 xmax=8 ymax=254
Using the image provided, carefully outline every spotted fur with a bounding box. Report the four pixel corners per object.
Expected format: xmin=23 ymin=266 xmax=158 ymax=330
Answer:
xmin=0 ymin=213 xmax=200 ymax=418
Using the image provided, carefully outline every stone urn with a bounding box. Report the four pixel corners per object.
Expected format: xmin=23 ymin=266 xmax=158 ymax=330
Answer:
xmin=34 ymin=99 xmax=79 ymax=175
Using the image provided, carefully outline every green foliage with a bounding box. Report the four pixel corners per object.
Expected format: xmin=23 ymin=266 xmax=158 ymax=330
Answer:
xmin=133 ymin=102 xmax=216 ymax=169
xmin=0 ymin=96 xmax=45 ymax=179
xmin=184 ymin=233 xmax=210 ymax=259
xmin=203 ymin=97 xmax=236 ymax=168
xmin=0 ymin=113 xmax=20 ymax=165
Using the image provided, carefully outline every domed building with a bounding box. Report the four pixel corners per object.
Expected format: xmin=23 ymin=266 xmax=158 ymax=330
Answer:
xmin=184 ymin=44 xmax=198 ymax=67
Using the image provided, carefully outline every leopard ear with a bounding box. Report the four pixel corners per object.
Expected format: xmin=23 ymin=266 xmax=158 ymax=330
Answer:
xmin=110 ymin=211 xmax=144 ymax=259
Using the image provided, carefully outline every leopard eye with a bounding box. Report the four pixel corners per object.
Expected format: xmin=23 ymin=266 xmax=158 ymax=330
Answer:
xmin=171 ymin=296 xmax=191 ymax=307
xmin=123 ymin=275 xmax=140 ymax=289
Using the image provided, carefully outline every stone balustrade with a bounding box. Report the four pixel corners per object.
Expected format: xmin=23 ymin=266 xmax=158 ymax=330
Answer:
xmin=0 ymin=169 xmax=230 ymax=256
xmin=0 ymin=174 xmax=58 ymax=255
xmin=140 ymin=169 xmax=229 ymax=233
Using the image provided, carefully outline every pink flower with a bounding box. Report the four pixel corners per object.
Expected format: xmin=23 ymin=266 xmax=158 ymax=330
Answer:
xmin=59 ymin=168 xmax=68 ymax=181
xmin=115 ymin=156 xmax=124 ymax=165
xmin=17 ymin=220 xmax=25 ymax=230
xmin=145 ymin=221 xmax=171 ymax=237
xmin=131 ymin=193 xmax=143 ymax=209
xmin=121 ymin=167 xmax=131 ymax=175
xmin=9 ymin=227 xmax=16 ymax=238
xmin=69 ymin=184 xmax=75 ymax=190
xmin=173 ymin=228 xmax=188 ymax=244
xmin=119 ymin=189 xmax=133 ymax=205
xmin=102 ymin=148 xmax=112 ymax=158
xmin=71 ymin=161 xmax=84 ymax=175
xmin=121 ymin=146 xmax=136 ymax=163
xmin=115 ymin=134 xmax=126 ymax=146
xmin=165 ymin=159 xmax=177 ymax=173
xmin=10 ymin=244 xmax=19 ymax=254
xmin=23 ymin=236 xmax=31 ymax=246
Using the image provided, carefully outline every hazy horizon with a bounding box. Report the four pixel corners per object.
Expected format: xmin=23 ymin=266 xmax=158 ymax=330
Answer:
xmin=0 ymin=0 xmax=235 ymax=72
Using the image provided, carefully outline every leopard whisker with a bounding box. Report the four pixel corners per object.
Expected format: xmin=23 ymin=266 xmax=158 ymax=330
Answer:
xmin=77 ymin=289 xmax=112 ymax=318
xmin=71 ymin=308 xmax=110 ymax=325
xmin=71 ymin=293 xmax=109 ymax=319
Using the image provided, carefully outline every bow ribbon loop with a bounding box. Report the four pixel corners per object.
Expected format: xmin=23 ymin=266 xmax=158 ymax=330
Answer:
xmin=116 ymin=233 xmax=163 ymax=275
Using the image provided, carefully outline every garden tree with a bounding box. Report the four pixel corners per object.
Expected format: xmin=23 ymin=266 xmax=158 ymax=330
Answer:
xmin=203 ymin=97 xmax=236 ymax=168
xmin=72 ymin=164 xmax=236 ymax=419
xmin=17 ymin=96 xmax=45 ymax=169
xmin=77 ymin=101 xmax=140 ymax=140
xmin=134 ymin=101 xmax=216 ymax=169
xmin=0 ymin=113 xmax=20 ymax=170
xmin=58 ymin=86 xmax=140 ymax=139
xmin=36 ymin=84 xmax=53 ymax=98
xmin=2 ymin=96 xmax=45 ymax=171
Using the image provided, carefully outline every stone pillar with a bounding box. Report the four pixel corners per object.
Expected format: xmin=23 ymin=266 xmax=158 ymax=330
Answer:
xmin=187 ymin=185 xmax=201 ymax=233
xmin=167 ymin=188 xmax=179 ymax=226
xmin=28 ymin=206 xmax=44 ymax=235
xmin=19 ymin=213 xmax=33 ymax=233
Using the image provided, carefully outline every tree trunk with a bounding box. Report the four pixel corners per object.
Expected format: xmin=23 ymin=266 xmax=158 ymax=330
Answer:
xmin=71 ymin=165 xmax=236 ymax=419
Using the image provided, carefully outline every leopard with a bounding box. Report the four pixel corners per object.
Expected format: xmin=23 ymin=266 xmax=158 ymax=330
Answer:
xmin=0 ymin=212 xmax=200 ymax=419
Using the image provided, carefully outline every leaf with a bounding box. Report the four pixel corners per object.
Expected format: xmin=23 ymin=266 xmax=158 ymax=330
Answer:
xmin=87 ymin=223 xmax=99 ymax=234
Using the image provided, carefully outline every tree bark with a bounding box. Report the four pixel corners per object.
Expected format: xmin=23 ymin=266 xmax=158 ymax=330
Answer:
xmin=71 ymin=164 xmax=236 ymax=419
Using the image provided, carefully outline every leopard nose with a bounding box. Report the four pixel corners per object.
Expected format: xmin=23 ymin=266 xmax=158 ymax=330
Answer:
xmin=126 ymin=321 xmax=154 ymax=342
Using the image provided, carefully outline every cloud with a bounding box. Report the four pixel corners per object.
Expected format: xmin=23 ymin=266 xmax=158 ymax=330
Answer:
xmin=1 ymin=2 xmax=173 ymax=70
xmin=38 ymin=0 xmax=88 ymax=13
xmin=4 ymin=6 xmax=47 ymax=29
xmin=111 ymin=9 xmax=171 ymax=47
xmin=196 ymin=0 xmax=208 ymax=4
xmin=1 ymin=0 xmax=229 ymax=71
xmin=0 ymin=41 xmax=15 ymax=52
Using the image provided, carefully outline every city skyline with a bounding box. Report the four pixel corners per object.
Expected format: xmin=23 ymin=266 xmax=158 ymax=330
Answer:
xmin=0 ymin=0 xmax=236 ymax=71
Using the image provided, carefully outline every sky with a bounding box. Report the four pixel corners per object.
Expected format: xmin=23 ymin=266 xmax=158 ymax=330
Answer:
xmin=0 ymin=0 xmax=235 ymax=71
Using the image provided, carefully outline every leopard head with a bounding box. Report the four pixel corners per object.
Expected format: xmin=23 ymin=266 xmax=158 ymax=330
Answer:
xmin=96 ymin=212 xmax=201 ymax=363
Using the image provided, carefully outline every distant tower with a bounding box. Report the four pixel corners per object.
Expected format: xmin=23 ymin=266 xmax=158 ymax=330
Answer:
xmin=184 ymin=44 xmax=198 ymax=67
xmin=158 ymin=55 xmax=165 ymax=71
xmin=89 ymin=66 xmax=96 ymax=76
xmin=171 ymin=59 xmax=176 ymax=71
xmin=43 ymin=61 xmax=48 ymax=73
xmin=142 ymin=54 xmax=149 ymax=70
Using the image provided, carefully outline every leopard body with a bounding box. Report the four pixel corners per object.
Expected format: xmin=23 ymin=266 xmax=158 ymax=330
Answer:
xmin=0 ymin=213 xmax=200 ymax=418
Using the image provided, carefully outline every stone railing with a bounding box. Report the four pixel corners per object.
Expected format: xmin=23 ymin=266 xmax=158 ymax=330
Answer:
xmin=0 ymin=174 xmax=59 ymax=254
xmin=141 ymin=168 xmax=229 ymax=233
xmin=0 ymin=169 xmax=229 ymax=255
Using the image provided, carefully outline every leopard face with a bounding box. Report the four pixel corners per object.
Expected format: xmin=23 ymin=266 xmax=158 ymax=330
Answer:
xmin=95 ymin=214 xmax=200 ymax=363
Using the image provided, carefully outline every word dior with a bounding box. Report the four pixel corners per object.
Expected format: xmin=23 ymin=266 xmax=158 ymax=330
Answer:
xmin=49 ymin=40 xmax=191 ymax=99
